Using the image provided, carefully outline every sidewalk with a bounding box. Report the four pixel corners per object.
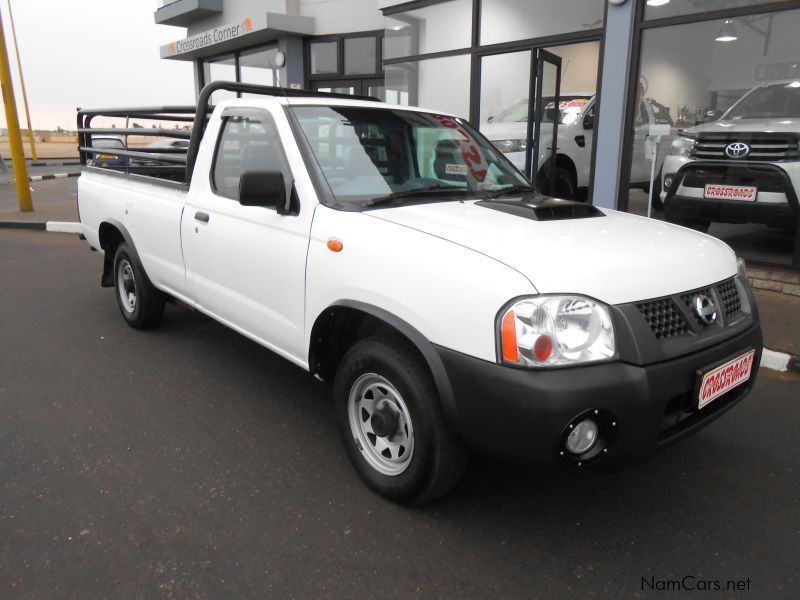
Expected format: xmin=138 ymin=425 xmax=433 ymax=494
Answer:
xmin=0 ymin=177 xmax=79 ymax=225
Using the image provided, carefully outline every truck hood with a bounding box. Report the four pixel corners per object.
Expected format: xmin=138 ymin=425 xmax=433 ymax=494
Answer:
xmin=481 ymin=121 xmax=559 ymax=141
xmin=367 ymin=200 xmax=737 ymax=305
xmin=686 ymin=118 xmax=800 ymax=135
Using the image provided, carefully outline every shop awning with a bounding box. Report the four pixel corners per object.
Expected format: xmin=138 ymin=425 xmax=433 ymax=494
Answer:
xmin=160 ymin=12 xmax=314 ymax=60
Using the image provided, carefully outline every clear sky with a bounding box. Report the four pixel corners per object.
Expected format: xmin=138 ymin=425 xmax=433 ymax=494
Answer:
xmin=0 ymin=0 xmax=194 ymax=131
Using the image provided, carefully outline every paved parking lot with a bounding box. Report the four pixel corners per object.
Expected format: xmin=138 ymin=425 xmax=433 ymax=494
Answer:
xmin=1 ymin=230 xmax=798 ymax=598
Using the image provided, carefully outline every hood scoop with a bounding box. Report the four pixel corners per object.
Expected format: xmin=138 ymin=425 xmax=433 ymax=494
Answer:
xmin=475 ymin=196 xmax=604 ymax=221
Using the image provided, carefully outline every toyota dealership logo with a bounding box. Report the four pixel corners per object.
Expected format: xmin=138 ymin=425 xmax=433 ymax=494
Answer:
xmin=725 ymin=142 xmax=750 ymax=159
xmin=692 ymin=294 xmax=717 ymax=325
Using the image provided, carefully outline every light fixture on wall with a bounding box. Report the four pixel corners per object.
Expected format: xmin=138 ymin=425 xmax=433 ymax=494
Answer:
xmin=715 ymin=19 xmax=738 ymax=42
xmin=646 ymin=0 xmax=670 ymax=6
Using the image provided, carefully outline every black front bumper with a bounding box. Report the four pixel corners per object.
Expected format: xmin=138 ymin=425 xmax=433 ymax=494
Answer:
xmin=436 ymin=323 xmax=762 ymax=469
xmin=664 ymin=161 xmax=798 ymax=227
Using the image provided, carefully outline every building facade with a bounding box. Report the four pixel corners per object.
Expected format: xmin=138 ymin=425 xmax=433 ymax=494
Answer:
xmin=156 ymin=0 xmax=800 ymax=271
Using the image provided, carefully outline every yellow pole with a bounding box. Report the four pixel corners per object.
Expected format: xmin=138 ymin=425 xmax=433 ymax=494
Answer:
xmin=7 ymin=0 xmax=36 ymax=160
xmin=0 ymin=7 xmax=31 ymax=211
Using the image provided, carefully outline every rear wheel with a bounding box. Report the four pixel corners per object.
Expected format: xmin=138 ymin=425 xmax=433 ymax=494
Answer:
xmin=113 ymin=242 xmax=165 ymax=329
xmin=334 ymin=336 xmax=468 ymax=505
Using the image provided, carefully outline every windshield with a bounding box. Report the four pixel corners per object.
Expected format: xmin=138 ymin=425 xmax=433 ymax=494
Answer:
xmin=491 ymin=96 xmax=592 ymax=125
xmin=725 ymin=82 xmax=800 ymax=120
xmin=93 ymin=138 xmax=124 ymax=150
xmin=293 ymin=106 xmax=531 ymax=206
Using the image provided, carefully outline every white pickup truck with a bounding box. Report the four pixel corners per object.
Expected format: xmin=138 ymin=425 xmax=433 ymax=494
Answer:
xmin=77 ymin=82 xmax=762 ymax=504
xmin=481 ymin=93 xmax=675 ymax=201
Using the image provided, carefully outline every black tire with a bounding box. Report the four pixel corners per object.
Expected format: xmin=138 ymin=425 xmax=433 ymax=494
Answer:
xmin=539 ymin=165 xmax=577 ymax=200
xmin=113 ymin=242 xmax=165 ymax=329
xmin=334 ymin=336 xmax=468 ymax=505
xmin=665 ymin=214 xmax=710 ymax=233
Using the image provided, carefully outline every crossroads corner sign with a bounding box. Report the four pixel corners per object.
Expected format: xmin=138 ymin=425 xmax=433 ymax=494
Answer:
xmin=162 ymin=17 xmax=255 ymax=58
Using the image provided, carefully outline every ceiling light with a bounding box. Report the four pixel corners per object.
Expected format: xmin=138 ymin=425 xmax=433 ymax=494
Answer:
xmin=715 ymin=19 xmax=738 ymax=42
xmin=646 ymin=0 xmax=670 ymax=6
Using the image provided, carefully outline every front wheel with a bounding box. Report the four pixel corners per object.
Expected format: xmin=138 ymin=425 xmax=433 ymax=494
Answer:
xmin=334 ymin=337 xmax=467 ymax=505
xmin=113 ymin=242 xmax=165 ymax=329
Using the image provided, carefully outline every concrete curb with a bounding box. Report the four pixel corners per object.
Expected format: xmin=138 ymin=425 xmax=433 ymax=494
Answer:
xmin=28 ymin=172 xmax=80 ymax=182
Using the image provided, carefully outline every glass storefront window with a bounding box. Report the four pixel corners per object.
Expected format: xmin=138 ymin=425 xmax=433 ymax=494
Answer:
xmin=626 ymin=8 xmax=800 ymax=266
xmin=645 ymin=0 xmax=784 ymax=20
xmin=239 ymin=46 xmax=278 ymax=87
xmin=344 ymin=37 xmax=377 ymax=75
xmin=384 ymin=0 xmax=472 ymax=60
xmin=385 ymin=54 xmax=471 ymax=118
xmin=203 ymin=54 xmax=237 ymax=101
xmin=480 ymin=0 xmax=604 ymax=46
xmin=310 ymin=41 xmax=338 ymax=75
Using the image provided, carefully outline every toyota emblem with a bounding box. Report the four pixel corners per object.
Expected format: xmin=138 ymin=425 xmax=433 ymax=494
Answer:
xmin=725 ymin=142 xmax=750 ymax=159
xmin=692 ymin=294 xmax=717 ymax=325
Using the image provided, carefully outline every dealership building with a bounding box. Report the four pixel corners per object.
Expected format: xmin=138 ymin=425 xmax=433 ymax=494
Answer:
xmin=155 ymin=0 xmax=800 ymax=271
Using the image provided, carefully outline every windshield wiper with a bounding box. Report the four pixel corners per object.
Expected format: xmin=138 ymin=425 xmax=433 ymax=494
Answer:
xmin=481 ymin=185 xmax=536 ymax=200
xmin=364 ymin=184 xmax=470 ymax=207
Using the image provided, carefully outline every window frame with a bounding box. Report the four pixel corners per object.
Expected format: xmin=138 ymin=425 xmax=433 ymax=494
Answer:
xmin=619 ymin=0 xmax=800 ymax=269
xmin=209 ymin=107 xmax=295 ymax=207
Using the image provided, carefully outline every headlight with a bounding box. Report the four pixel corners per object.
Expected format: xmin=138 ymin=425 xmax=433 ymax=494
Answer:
xmin=499 ymin=296 xmax=616 ymax=368
xmin=493 ymin=139 xmax=528 ymax=153
xmin=669 ymin=135 xmax=696 ymax=157
xmin=737 ymin=257 xmax=748 ymax=281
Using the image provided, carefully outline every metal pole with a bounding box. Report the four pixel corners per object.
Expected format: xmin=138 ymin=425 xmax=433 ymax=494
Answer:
xmin=6 ymin=0 xmax=36 ymax=160
xmin=647 ymin=137 xmax=658 ymax=219
xmin=0 ymin=7 xmax=31 ymax=211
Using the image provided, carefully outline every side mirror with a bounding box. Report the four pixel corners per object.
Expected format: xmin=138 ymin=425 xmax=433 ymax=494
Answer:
xmin=239 ymin=170 xmax=285 ymax=209
xmin=583 ymin=113 xmax=594 ymax=130
xmin=699 ymin=109 xmax=720 ymax=124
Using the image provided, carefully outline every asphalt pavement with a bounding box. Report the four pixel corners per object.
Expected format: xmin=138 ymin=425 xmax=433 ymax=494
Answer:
xmin=0 ymin=230 xmax=798 ymax=598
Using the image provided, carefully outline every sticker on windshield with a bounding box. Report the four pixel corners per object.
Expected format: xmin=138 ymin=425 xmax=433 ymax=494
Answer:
xmin=432 ymin=114 xmax=488 ymax=183
xmin=445 ymin=164 xmax=469 ymax=176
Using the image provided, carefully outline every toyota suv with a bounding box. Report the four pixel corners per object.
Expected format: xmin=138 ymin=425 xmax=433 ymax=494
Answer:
xmin=662 ymin=80 xmax=800 ymax=232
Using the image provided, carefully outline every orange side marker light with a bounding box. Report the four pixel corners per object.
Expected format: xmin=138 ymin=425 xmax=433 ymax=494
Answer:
xmin=327 ymin=239 xmax=344 ymax=252
xmin=501 ymin=310 xmax=519 ymax=363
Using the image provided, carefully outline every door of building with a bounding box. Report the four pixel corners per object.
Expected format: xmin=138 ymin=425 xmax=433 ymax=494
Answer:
xmin=476 ymin=48 xmax=561 ymax=192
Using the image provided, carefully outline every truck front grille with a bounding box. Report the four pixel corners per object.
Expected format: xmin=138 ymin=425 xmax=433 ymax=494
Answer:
xmin=693 ymin=133 xmax=800 ymax=162
xmin=637 ymin=278 xmax=742 ymax=339
xmin=637 ymin=298 xmax=688 ymax=340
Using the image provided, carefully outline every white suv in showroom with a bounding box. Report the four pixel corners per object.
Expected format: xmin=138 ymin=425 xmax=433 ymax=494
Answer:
xmin=662 ymin=79 xmax=800 ymax=232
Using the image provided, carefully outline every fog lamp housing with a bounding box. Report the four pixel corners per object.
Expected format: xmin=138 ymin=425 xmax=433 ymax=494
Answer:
xmin=558 ymin=408 xmax=618 ymax=465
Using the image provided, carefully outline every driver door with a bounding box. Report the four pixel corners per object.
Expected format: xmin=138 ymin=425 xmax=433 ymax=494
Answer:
xmin=180 ymin=108 xmax=314 ymax=363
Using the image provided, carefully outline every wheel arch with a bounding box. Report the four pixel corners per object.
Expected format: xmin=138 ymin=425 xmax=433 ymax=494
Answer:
xmin=98 ymin=219 xmax=145 ymax=288
xmin=308 ymin=300 xmax=460 ymax=431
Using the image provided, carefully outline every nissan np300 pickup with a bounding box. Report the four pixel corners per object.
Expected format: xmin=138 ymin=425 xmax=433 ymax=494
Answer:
xmin=76 ymin=82 xmax=762 ymax=504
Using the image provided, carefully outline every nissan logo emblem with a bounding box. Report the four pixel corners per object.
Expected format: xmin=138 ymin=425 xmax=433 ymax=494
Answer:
xmin=725 ymin=142 xmax=750 ymax=159
xmin=692 ymin=294 xmax=717 ymax=325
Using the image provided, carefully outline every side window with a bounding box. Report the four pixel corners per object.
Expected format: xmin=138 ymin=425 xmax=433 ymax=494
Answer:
xmin=212 ymin=113 xmax=289 ymax=201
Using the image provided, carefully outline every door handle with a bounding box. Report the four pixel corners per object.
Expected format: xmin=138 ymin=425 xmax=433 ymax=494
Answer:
xmin=194 ymin=211 xmax=210 ymax=223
